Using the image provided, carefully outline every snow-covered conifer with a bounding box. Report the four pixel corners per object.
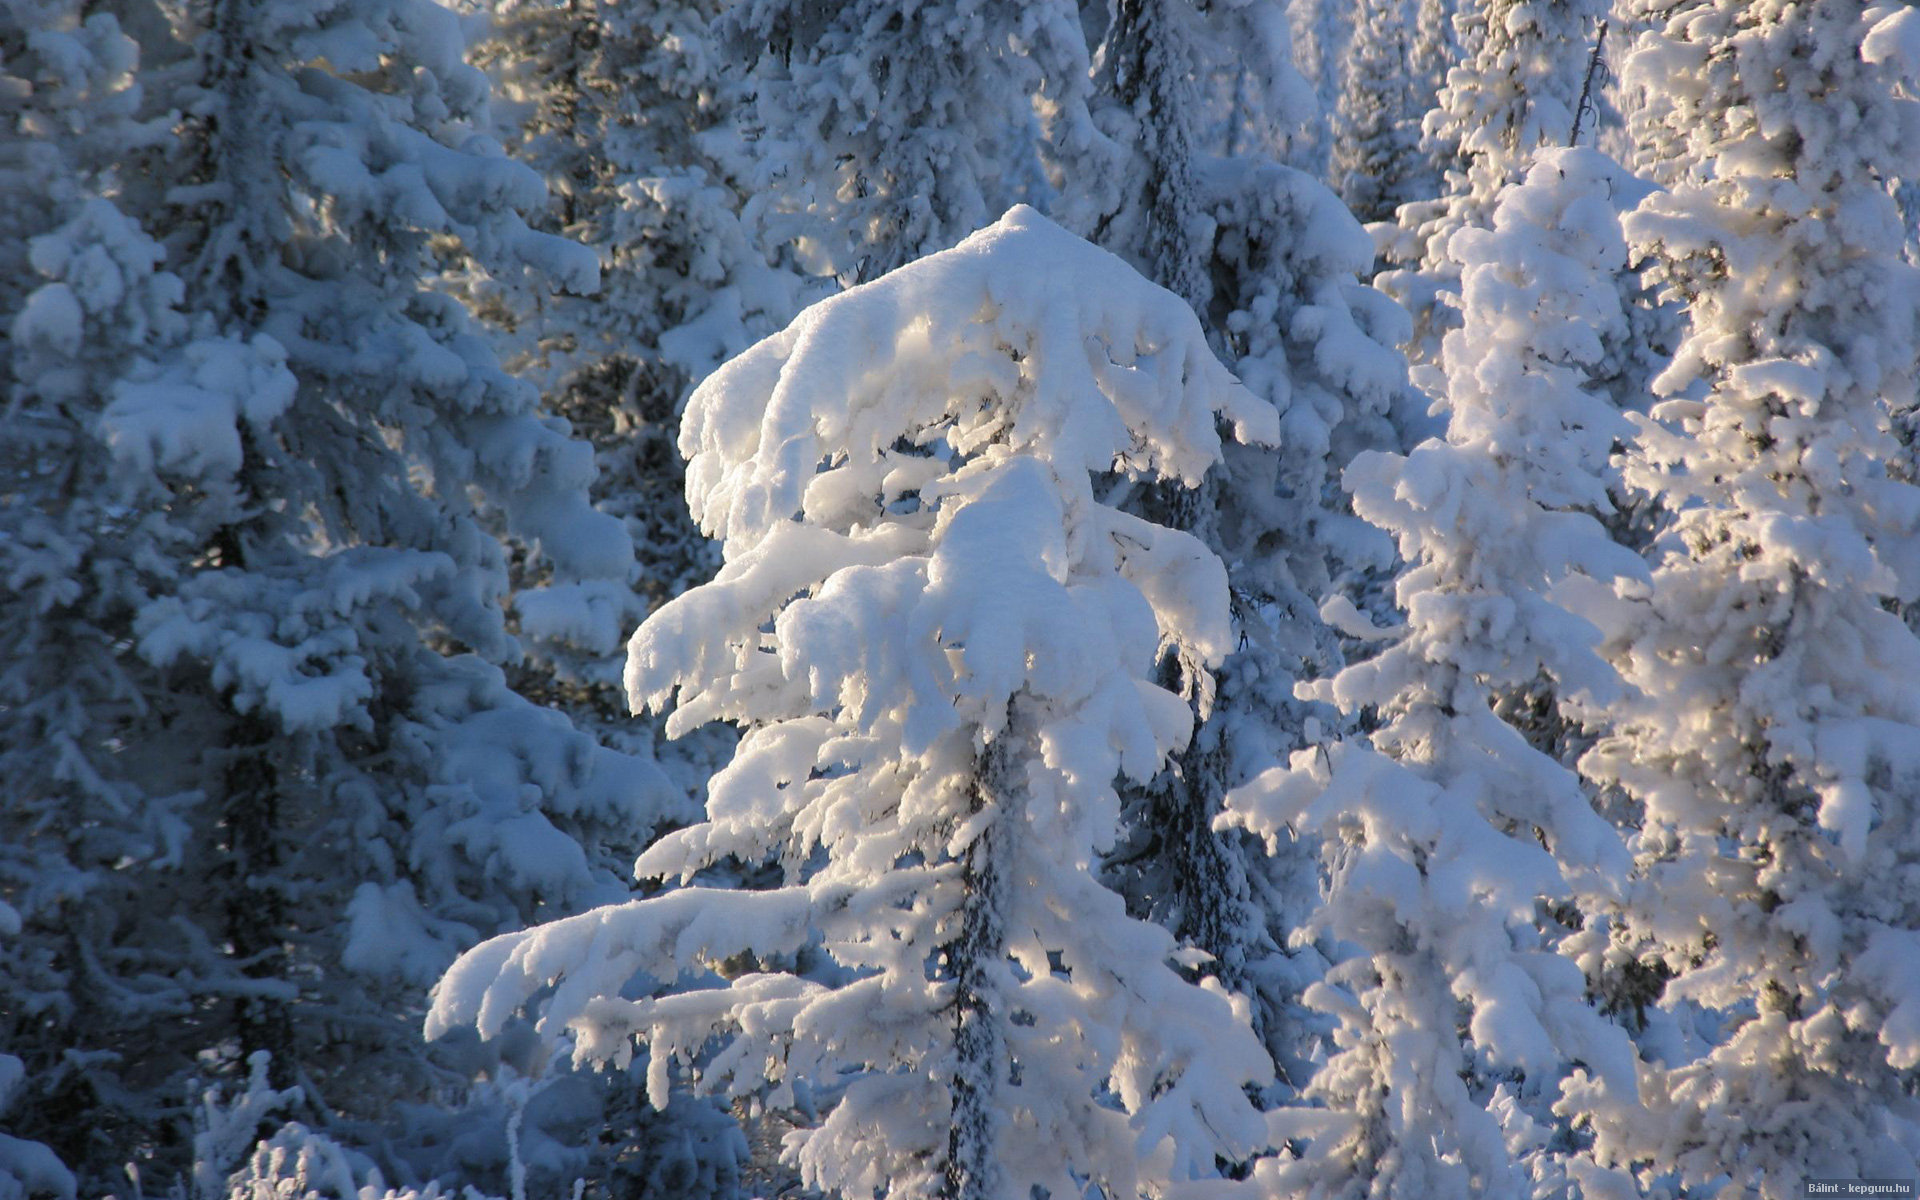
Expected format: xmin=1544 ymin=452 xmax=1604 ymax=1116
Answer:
xmin=1330 ymin=0 xmax=1426 ymax=225
xmin=1210 ymin=0 xmax=1324 ymax=169
xmin=1221 ymin=147 xmax=1651 ymax=1199
xmin=1410 ymin=0 xmax=1460 ymax=185
xmin=469 ymin=0 xmax=803 ymax=746
xmin=1 ymin=0 xmax=690 ymax=1189
xmin=1285 ymin=0 xmax=1348 ymax=174
xmin=1559 ymin=3 xmax=1920 ymax=1192
xmin=1067 ymin=0 xmax=1413 ymax=1099
xmin=1380 ymin=0 xmax=1607 ymax=362
xmin=2 ymin=1 xmax=206 ymax=1179
xmin=715 ymin=0 xmax=1098 ymax=282
xmin=1082 ymin=0 xmax=1322 ymax=293
xmin=1088 ymin=0 xmax=1214 ymax=310
xmin=0 ymin=1053 xmax=71 ymax=1199
xmin=1126 ymin=156 xmax=1417 ymax=1094
xmin=431 ymin=207 xmax=1295 ymax=1198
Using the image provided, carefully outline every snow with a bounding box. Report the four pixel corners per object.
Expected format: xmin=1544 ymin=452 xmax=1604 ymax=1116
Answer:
xmin=11 ymin=0 xmax=1920 ymax=1194
xmin=11 ymin=284 xmax=83 ymax=357
xmin=437 ymin=206 xmax=1285 ymax=1198
xmin=1560 ymin=0 xmax=1920 ymax=1189
xmin=679 ymin=205 xmax=1271 ymax=556
xmin=1220 ymin=143 xmax=1652 ymax=1199
xmin=104 ymin=336 xmax=297 ymax=478
xmin=1866 ymin=4 xmax=1920 ymax=78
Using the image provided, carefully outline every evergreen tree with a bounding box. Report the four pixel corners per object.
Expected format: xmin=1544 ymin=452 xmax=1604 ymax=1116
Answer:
xmin=432 ymin=207 xmax=1293 ymax=1199
xmin=1285 ymin=0 xmax=1348 ymax=175
xmin=1330 ymin=0 xmax=1426 ymax=225
xmin=1409 ymin=0 xmax=1459 ymax=185
xmin=1088 ymin=0 xmax=1213 ymax=310
xmin=715 ymin=0 xmax=1099 ymax=282
xmin=468 ymin=0 xmax=804 ymax=751
xmin=1561 ymin=2 xmax=1920 ymax=1193
xmin=1 ymin=5 xmax=173 ymax=1187
xmin=1379 ymin=0 xmax=1606 ymax=363
xmin=0 ymin=0 xmax=692 ymax=1190
xmin=1210 ymin=0 xmax=1323 ymax=170
xmin=1075 ymin=0 xmax=1413 ymax=1104
xmin=1224 ymin=146 xmax=1651 ymax=1200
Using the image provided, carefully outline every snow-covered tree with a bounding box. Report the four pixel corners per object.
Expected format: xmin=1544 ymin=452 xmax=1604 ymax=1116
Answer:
xmin=0 ymin=1 xmax=235 ymax=1179
xmin=1118 ymin=153 xmax=1416 ymax=1092
xmin=1222 ymin=147 xmax=1651 ymax=1200
xmin=1210 ymin=0 xmax=1323 ymax=169
xmin=1 ymin=0 xmax=691 ymax=1190
xmin=431 ymin=207 xmax=1301 ymax=1199
xmin=1088 ymin=0 xmax=1214 ymax=310
xmin=714 ymin=0 xmax=1099 ymax=283
xmin=468 ymin=0 xmax=804 ymax=747
xmin=1559 ymin=3 xmax=1920 ymax=1193
xmin=1330 ymin=0 xmax=1426 ymax=225
xmin=1410 ymin=0 xmax=1460 ymax=183
xmin=1080 ymin=0 xmax=1320 ymax=294
xmin=1285 ymin=0 xmax=1348 ymax=174
xmin=1380 ymin=0 xmax=1606 ymax=362
xmin=0 ymin=1050 xmax=72 ymax=1200
xmin=1065 ymin=0 xmax=1415 ymax=1101
xmin=1424 ymin=0 xmax=1601 ymax=197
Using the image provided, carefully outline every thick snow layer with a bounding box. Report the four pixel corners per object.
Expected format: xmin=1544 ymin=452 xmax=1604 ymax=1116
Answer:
xmin=438 ymin=207 xmax=1283 ymax=1199
xmin=675 ymin=204 xmax=1274 ymax=555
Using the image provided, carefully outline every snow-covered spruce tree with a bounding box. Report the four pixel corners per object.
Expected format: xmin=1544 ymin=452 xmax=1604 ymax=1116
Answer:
xmin=1285 ymin=0 xmax=1348 ymax=175
xmin=201 ymin=1050 xmax=739 ymax=1200
xmin=1 ymin=0 xmax=697 ymax=1191
xmin=1220 ymin=146 xmax=1653 ymax=1200
xmin=1330 ymin=0 xmax=1426 ymax=225
xmin=1409 ymin=0 xmax=1459 ymax=185
xmin=1379 ymin=0 xmax=1606 ymax=364
xmin=713 ymin=0 xmax=1099 ymax=283
xmin=430 ymin=207 xmax=1305 ymax=1199
xmin=1207 ymin=0 xmax=1323 ymax=171
xmin=1067 ymin=0 xmax=1415 ymax=1101
xmin=1142 ymin=1 xmax=1418 ymax=622
xmin=1081 ymin=0 xmax=1320 ymax=304
xmin=1 ymin=2 xmax=218 ymax=1182
xmin=467 ymin=0 xmax=804 ymax=557
xmin=1455 ymin=147 xmax=1661 ymax=751
xmin=1112 ymin=158 xmax=1417 ymax=1094
xmin=467 ymin=0 xmax=803 ymax=750
xmin=0 ymin=1051 xmax=71 ymax=1200
xmin=1087 ymin=0 xmax=1214 ymax=311
xmin=1556 ymin=3 xmax=1920 ymax=1193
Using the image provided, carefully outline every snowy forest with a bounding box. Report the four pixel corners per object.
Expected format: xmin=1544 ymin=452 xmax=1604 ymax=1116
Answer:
xmin=5 ymin=0 xmax=1920 ymax=1197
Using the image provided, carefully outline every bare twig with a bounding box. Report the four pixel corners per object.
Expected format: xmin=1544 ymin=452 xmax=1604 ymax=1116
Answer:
xmin=1569 ymin=21 xmax=1611 ymax=146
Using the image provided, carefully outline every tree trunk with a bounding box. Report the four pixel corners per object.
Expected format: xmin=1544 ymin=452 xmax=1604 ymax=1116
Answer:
xmin=220 ymin=707 xmax=294 ymax=1088
xmin=943 ymin=702 xmax=1024 ymax=1200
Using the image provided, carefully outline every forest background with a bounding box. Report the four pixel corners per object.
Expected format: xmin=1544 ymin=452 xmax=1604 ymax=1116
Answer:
xmin=4 ymin=0 xmax=1920 ymax=1198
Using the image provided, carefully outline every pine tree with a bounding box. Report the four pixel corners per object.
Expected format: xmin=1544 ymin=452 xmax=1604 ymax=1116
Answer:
xmin=0 ymin=5 xmax=175 ymax=1187
xmin=431 ymin=207 xmax=1295 ymax=1199
xmin=1285 ymin=0 xmax=1348 ymax=175
xmin=0 ymin=0 xmax=691 ymax=1190
xmin=1223 ymin=146 xmax=1651 ymax=1200
xmin=1559 ymin=2 xmax=1920 ymax=1193
xmin=1089 ymin=0 xmax=1213 ymax=310
xmin=1210 ymin=0 xmax=1323 ymax=170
